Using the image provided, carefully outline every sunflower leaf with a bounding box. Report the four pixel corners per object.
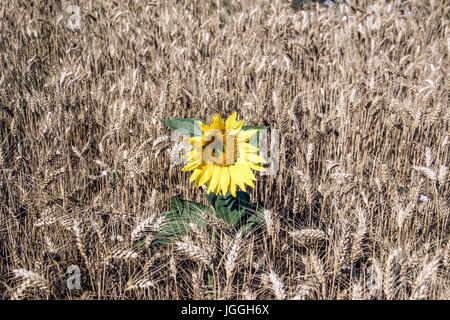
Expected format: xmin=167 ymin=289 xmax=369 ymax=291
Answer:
xmin=239 ymin=205 xmax=265 ymax=236
xmin=161 ymin=118 xmax=205 ymax=137
xmin=136 ymin=237 xmax=147 ymax=249
xmin=207 ymin=192 xmax=251 ymax=226
xmin=151 ymin=197 xmax=212 ymax=247
xmin=171 ymin=196 xmax=184 ymax=212
xmin=242 ymin=125 xmax=269 ymax=130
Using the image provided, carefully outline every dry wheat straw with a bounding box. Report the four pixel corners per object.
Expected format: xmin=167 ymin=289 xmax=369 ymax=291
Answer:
xmin=175 ymin=238 xmax=212 ymax=267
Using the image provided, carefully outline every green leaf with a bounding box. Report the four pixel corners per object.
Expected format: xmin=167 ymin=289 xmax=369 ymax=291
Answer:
xmin=151 ymin=197 xmax=213 ymax=247
xmin=171 ymin=196 xmax=184 ymax=212
xmin=207 ymin=191 xmax=251 ymax=226
xmin=161 ymin=118 xmax=204 ymax=137
xmin=151 ymin=210 xmax=205 ymax=247
xmin=242 ymin=125 xmax=268 ymax=148
xmin=172 ymin=196 xmax=215 ymax=215
xmin=239 ymin=206 xmax=264 ymax=236
xmin=207 ymin=192 xmax=265 ymax=236
xmin=206 ymin=192 xmax=218 ymax=208
xmin=135 ymin=237 xmax=147 ymax=249
xmin=242 ymin=125 xmax=269 ymax=130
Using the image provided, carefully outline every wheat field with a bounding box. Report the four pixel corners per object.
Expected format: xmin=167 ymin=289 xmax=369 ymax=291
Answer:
xmin=0 ymin=0 xmax=448 ymax=300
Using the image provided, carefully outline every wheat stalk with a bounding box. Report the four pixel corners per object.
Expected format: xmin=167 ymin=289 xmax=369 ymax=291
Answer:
xmin=265 ymin=269 xmax=286 ymax=300
xmin=410 ymin=257 xmax=440 ymax=300
xmin=175 ymin=238 xmax=213 ymax=267
xmin=289 ymin=229 xmax=327 ymax=246
xmin=225 ymin=231 xmax=243 ymax=280
xmin=12 ymin=269 xmax=51 ymax=297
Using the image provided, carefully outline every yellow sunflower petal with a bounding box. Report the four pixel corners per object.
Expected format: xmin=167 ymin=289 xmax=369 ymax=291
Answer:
xmin=201 ymin=123 xmax=212 ymax=132
xmin=239 ymin=163 xmax=256 ymax=181
xmin=230 ymin=181 xmax=237 ymax=197
xmin=189 ymin=136 xmax=207 ymax=147
xmin=248 ymin=163 xmax=265 ymax=171
xmin=226 ymin=128 xmax=241 ymax=137
xmin=190 ymin=167 xmax=204 ymax=182
xmin=233 ymin=119 xmax=244 ymax=130
xmin=208 ymin=165 xmax=221 ymax=194
xmin=244 ymin=153 xmax=267 ymax=164
xmin=240 ymin=143 xmax=260 ymax=153
xmin=197 ymin=165 xmax=213 ymax=186
xmin=211 ymin=113 xmax=224 ymax=130
xmin=225 ymin=111 xmax=237 ymax=129
xmin=182 ymin=161 xmax=201 ymax=172
xmin=238 ymin=129 xmax=257 ymax=142
xmin=183 ymin=148 xmax=202 ymax=162
xmin=229 ymin=165 xmax=246 ymax=192
xmin=220 ymin=167 xmax=230 ymax=196
xmin=235 ymin=163 xmax=255 ymax=188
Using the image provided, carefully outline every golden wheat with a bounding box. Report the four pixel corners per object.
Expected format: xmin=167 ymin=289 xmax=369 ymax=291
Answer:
xmin=0 ymin=0 xmax=448 ymax=300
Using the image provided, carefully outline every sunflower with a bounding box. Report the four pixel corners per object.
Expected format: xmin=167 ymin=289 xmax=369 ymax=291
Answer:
xmin=181 ymin=112 xmax=267 ymax=197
